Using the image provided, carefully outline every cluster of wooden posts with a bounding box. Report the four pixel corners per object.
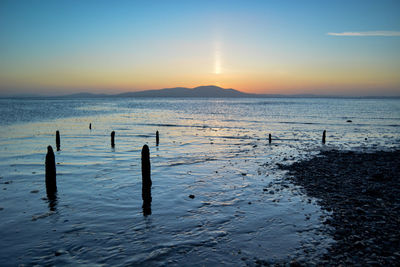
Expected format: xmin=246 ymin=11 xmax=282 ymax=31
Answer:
xmin=45 ymin=123 xmax=327 ymax=215
xmin=46 ymin=124 xmax=160 ymax=215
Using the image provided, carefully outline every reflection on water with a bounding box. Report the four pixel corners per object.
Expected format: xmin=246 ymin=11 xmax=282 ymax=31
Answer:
xmin=0 ymin=97 xmax=399 ymax=265
xmin=142 ymin=201 xmax=152 ymax=216
xmin=47 ymin=193 xmax=58 ymax=212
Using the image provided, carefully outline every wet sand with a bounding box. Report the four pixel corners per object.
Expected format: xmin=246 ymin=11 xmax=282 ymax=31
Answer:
xmin=279 ymin=149 xmax=400 ymax=266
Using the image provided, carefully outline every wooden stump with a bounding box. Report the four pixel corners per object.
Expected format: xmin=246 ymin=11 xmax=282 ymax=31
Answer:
xmin=45 ymin=146 xmax=57 ymax=196
xmin=56 ymin=131 xmax=60 ymax=151
xmin=141 ymin=145 xmax=152 ymax=215
xmin=111 ymin=131 xmax=115 ymax=148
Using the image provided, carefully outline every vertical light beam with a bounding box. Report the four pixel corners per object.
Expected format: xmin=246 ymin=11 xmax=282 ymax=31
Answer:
xmin=214 ymin=41 xmax=221 ymax=74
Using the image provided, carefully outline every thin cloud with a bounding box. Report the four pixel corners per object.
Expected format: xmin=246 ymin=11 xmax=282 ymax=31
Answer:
xmin=327 ymin=31 xmax=400 ymax=37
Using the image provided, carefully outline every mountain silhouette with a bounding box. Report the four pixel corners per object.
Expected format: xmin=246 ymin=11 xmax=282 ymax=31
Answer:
xmin=116 ymin=85 xmax=253 ymax=98
xmin=12 ymin=85 xmax=395 ymax=98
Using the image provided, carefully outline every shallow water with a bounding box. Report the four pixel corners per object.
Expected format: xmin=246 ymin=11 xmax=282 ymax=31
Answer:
xmin=0 ymin=97 xmax=399 ymax=265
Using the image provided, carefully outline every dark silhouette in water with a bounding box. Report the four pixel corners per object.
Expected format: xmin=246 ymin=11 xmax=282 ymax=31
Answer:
xmin=89 ymin=123 xmax=92 ymax=130
xmin=322 ymin=130 xmax=326 ymax=144
xmin=56 ymin=130 xmax=60 ymax=151
xmin=47 ymin=193 xmax=58 ymax=211
xmin=111 ymin=131 xmax=115 ymax=148
xmin=45 ymin=146 xmax=57 ymax=197
xmin=116 ymin=85 xmax=252 ymax=98
xmin=156 ymin=130 xmax=159 ymax=146
xmin=141 ymin=144 xmax=152 ymax=216
xmin=269 ymin=133 xmax=272 ymax=144
xmin=142 ymin=201 xmax=151 ymax=216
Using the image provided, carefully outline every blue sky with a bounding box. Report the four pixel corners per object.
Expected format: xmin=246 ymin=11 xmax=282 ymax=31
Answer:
xmin=0 ymin=0 xmax=399 ymax=95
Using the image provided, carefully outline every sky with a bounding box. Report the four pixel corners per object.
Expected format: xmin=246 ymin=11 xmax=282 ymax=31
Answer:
xmin=0 ymin=0 xmax=399 ymax=96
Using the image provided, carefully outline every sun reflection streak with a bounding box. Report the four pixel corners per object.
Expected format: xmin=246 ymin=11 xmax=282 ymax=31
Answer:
xmin=214 ymin=41 xmax=221 ymax=74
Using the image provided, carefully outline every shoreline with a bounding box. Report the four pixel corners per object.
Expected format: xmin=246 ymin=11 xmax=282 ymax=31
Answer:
xmin=279 ymin=149 xmax=400 ymax=265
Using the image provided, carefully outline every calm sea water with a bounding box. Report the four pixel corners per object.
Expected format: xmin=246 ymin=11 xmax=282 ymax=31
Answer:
xmin=0 ymin=97 xmax=399 ymax=266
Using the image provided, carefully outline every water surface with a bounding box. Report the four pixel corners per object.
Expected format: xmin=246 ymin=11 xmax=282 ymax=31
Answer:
xmin=0 ymin=97 xmax=399 ymax=265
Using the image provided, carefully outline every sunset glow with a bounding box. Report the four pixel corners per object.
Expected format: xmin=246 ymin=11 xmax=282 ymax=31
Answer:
xmin=214 ymin=41 xmax=222 ymax=75
xmin=0 ymin=0 xmax=399 ymax=96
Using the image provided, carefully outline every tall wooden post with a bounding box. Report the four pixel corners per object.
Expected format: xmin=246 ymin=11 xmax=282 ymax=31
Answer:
xmin=156 ymin=131 xmax=159 ymax=146
xmin=141 ymin=145 xmax=152 ymax=215
xmin=45 ymin=146 xmax=57 ymax=196
xmin=322 ymin=130 xmax=326 ymax=144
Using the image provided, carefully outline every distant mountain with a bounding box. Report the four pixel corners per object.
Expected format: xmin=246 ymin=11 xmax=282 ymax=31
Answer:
xmin=4 ymin=86 xmax=399 ymax=98
xmin=116 ymin=85 xmax=254 ymax=98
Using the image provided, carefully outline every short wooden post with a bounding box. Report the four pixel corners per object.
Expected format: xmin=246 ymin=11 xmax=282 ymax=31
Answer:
xmin=142 ymin=145 xmax=152 ymax=215
xmin=111 ymin=131 xmax=115 ymax=148
xmin=156 ymin=130 xmax=159 ymax=146
xmin=45 ymin=146 xmax=57 ymax=196
xmin=322 ymin=130 xmax=326 ymax=144
xmin=269 ymin=133 xmax=272 ymax=144
xmin=56 ymin=130 xmax=60 ymax=151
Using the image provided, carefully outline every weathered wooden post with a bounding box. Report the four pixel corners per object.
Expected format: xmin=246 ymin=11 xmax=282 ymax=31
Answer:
xmin=156 ymin=130 xmax=159 ymax=146
xmin=56 ymin=130 xmax=60 ymax=151
xmin=142 ymin=144 xmax=152 ymax=215
xmin=45 ymin=146 xmax=57 ymax=196
xmin=89 ymin=123 xmax=92 ymax=130
xmin=111 ymin=131 xmax=115 ymax=148
xmin=269 ymin=133 xmax=272 ymax=144
xmin=322 ymin=130 xmax=326 ymax=144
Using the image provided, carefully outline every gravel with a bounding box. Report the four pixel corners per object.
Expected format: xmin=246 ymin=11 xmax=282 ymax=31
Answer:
xmin=279 ymin=150 xmax=400 ymax=266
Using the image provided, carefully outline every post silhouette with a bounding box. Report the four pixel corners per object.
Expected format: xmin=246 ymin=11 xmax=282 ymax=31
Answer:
xmin=45 ymin=146 xmax=57 ymax=196
xmin=89 ymin=123 xmax=92 ymax=130
xmin=322 ymin=130 xmax=326 ymax=144
xmin=269 ymin=133 xmax=272 ymax=144
xmin=56 ymin=130 xmax=60 ymax=151
xmin=156 ymin=130 xmax=159 ymax=146
xmin=48 ymin=195 xmax=58 ymax=211
xmin=111 ymin=131 xmax=115 ymax=148
xmin=141 ymin=144 xmax=152 ymax=215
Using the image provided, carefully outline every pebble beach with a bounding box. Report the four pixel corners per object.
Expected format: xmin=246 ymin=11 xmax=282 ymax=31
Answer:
xmin=280 ymin=150 xmax=400 ymax=266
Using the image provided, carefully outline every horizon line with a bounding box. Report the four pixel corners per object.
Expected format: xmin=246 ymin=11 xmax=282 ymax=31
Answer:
xmin=2 ymin=88 xmax=400 ymax=99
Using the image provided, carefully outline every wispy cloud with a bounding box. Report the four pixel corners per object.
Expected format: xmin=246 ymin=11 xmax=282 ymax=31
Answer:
xmin=327 ymin=31 xmax=400 ymax=37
